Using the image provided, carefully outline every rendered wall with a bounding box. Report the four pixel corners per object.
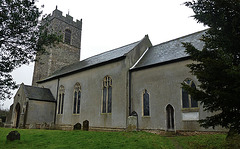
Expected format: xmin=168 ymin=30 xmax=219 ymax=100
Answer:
xmin=131 ymin=59 xmax=224 ymax=131
xmin=27 ymin=100 xmax=55 ymax=125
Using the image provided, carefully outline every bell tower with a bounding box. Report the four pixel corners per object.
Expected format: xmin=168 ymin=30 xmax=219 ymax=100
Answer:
xmin=32 ymin=7 xmax=82 ymax=86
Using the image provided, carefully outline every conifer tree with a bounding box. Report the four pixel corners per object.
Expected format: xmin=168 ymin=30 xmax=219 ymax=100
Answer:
xmin=182 ymin=0 xmax=240 ymax=133
xmin=0 ymin=0 xmax=60 ymax=102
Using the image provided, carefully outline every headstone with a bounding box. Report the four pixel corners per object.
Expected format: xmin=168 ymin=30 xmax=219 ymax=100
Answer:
xmin=0 ymin=118 xmax=3 ymax=127
xmin=7 ymin=131 xmax=20 ymax=141
xmin=131 ymin=111 xmax=138 ymax=116
xmin=126 ymin=116 xmax=137 ymax=132
xmin=73 ymin=123 xmax=81 ymax=130
xmin=83 ymin=120 xmax=89 ymax=131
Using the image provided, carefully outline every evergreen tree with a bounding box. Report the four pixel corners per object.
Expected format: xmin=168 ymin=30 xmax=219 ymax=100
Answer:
xmin=182 ymin=0 xmax=240 ymax=133
xmin=0 ymin=0 xmax=59 ymax=101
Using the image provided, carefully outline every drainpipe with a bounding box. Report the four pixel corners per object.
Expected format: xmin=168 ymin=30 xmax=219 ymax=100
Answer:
xmin=54 ymin=78 xmax=60 ymax=124
xmin=128 ymin=70 xmax=132 ymax=116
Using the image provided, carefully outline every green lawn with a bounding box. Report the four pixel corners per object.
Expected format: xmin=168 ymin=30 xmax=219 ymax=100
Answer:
xmin=0 ymin=128 xmax=228 ymax=149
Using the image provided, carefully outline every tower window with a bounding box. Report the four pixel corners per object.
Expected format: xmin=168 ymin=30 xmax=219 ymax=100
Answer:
xmin=65 ymin=29 xmax=71 ymax=44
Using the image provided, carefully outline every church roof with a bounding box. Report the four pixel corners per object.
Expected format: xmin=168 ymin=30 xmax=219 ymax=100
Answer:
xmin=132 ymin=30 xmax=206 ymax=70
xmin=23 ymin=85 xmax=55 ymax=102
xmin=38 ymin=37 xmax=146 ymax=83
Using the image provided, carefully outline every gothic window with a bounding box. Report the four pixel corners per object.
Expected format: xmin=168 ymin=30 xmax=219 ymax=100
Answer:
xmin=182 ymin=79 xmax=198 ymax=108
xmin=64 ymin=29 xmax=71 ymax=44
xmin=73 ymin=83 xmax=81 ymax=114
xmin=58 ymin=85 xmax=65 ymax=114
xmin=143 ymin=89 xmax=150 ymax=116
xmin=102 ymin=76 xmax=112 ymax=113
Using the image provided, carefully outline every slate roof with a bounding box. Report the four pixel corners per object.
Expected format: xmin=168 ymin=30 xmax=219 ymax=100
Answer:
xmin=132 ymin=30 xmax=206 ymax=70
xmin=38 ymin=39 xmax=143 ymax=82
xmin=23 ymin=85 xmax=55 ymax=102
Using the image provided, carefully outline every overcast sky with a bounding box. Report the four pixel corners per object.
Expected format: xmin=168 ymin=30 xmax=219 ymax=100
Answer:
xmin=2 ymin=0 xmax=206 ymax=109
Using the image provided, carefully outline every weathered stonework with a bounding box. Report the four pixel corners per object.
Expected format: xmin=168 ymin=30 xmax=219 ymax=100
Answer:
xmin=32 ymin=8 xmax=82 ymax=86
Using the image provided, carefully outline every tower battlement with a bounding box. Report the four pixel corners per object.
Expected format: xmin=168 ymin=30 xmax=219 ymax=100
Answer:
xmin=32 ymin=7 xmax=82 ymax=86
xmin=48 ymin=7 xmax=82 ymax=30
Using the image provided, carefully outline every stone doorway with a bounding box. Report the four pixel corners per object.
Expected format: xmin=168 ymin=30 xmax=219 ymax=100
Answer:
xmin=166 ymin=104 xmax=174 ymax=130
xmin=15 ymin=103 xmax=21 ymax=128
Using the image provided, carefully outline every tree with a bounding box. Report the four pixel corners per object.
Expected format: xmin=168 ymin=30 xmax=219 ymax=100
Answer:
xmin=0 ymin=0 xmax=60 ymax=101
xmin=182 ymin=0 xmax=240 ymax=133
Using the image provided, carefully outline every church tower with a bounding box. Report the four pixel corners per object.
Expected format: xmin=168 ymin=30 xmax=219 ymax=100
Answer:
xmin=32 ymin=7 xmax=82 ymax=86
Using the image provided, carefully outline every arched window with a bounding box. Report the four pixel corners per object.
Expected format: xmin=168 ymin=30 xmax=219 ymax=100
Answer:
xmin=102 ymin=76 xmax=112 ymax=113
xmin=143 ymin=89 xmax=150 ymax=116
xmin=64 ymin=29 xmax=71 ymax=44
xmin=73 ymin=83 xmax=81 ymax=114
xmin=182 ymin=79 xmax=198 ymax=108
xmin=58 ymin=85 xmax=65 ymax=114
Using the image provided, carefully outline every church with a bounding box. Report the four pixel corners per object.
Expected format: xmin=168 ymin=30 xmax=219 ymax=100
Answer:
xmin=7 ymin=8 xmax=224 ymax=132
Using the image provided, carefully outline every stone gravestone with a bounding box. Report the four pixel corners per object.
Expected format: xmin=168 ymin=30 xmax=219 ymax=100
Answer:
xmin=126 ymin=111 xmax=138 ymax=132
xmin=83 ymin=120 xmax=89 ymax=131
xmin=7 ymin=131 xmax=20 ymax=141
xmin=73 ymin=123 xmax=81 ymax=130
xmin=0 ymin=118 xmax=3 ymax=127
xmin=126 ymin=116 xmax=137 ymax=132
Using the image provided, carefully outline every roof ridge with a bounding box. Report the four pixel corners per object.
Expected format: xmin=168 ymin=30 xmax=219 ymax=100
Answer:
xmin=152 ymin=29 xmax=207 ymax=48
xmin=23 ymin=84 xmax=47 ymax=89
xmin=81 ymin=40 xmax=141 ymax=61
xmin=125 ymin=35 xmax=149 ymax=56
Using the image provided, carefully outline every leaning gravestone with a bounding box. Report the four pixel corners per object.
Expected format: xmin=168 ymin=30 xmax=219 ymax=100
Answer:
xmin=7 ymin=131 xmax=20 ymax=141
xmin=73 ymin=123 xmax=81 ymax=130
xmin=83 ymin=120 xmax=89 ymax=131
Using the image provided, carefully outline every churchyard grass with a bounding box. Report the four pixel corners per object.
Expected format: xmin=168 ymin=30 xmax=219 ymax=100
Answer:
xmin=174 ymin=134 xmax=228 ymax=149
xmin=0 ymin=128 xmax=227 ymax=149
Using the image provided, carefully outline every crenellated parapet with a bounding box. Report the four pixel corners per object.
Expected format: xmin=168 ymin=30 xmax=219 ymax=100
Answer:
xmin=47 ymin=6 xmax=82 ymax=30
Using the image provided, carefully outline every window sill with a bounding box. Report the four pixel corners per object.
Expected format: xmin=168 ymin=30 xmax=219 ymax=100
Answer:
xmin=101 ymin=113 xmax=112 ymax=115
xmin=182 ymin=120 xmax=199 ymax=122
xmin=72 ymin=114 xmax=80 ymax=115
xmin=181 ymin=108 xmax=199 ymax=112
xmin=142 ymin=116 xmax=151 ymax=118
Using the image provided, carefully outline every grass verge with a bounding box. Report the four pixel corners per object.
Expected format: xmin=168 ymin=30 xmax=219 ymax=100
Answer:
xmin=1 ymin=128 xmax=174 ymax=149
xmin=0 ymin=128 xmax=228 ymax=149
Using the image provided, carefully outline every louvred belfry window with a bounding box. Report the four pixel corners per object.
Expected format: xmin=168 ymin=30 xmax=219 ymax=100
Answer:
xmin=65 ymin=29 xmax=71 ymax=44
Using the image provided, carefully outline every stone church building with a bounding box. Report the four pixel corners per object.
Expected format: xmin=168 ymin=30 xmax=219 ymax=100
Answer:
xmin=7 ymin=8 xmax=224 ymax=132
